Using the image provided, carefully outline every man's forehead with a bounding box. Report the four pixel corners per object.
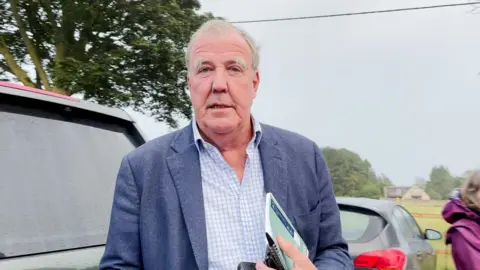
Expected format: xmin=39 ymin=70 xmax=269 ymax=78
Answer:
xmin=191 ymin=33 xmax=251 ymax=56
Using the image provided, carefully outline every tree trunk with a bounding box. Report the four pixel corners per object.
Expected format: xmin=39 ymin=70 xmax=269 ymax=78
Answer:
xmin=34 ymin=70 xmax=42 ymax=88
xmin=52 ymin=85 xmax=67 ymax=95
xmin=10 ymin=0 xmax=51 ymax=90
xmin=0 ymin=40 xmax=35 ymax=87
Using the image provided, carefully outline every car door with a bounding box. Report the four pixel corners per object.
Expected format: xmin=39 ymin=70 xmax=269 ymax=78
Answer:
xmin=392 ymin=206 xmax=429 ymax=270
xmin=393 ymin=206 xmax=435 ymax=270
xmin=397 ymin=207 xmax=437 ymax=270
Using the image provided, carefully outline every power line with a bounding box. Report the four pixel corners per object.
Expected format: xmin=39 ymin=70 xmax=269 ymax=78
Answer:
xmin=230 ymin=2 xmax=480 ymax=24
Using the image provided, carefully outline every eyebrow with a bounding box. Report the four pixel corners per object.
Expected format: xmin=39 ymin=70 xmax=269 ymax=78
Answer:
xmin=229 ymin=57 xmax=247 ymax=70
xmin=193 ymin=57 xmax=248 ymax=71
xmin=193 ymin=58 xmax=207 ymax=71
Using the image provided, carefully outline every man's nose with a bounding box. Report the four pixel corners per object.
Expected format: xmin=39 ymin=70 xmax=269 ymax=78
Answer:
xmin=211 ymin=70 xmax=227 ymax=92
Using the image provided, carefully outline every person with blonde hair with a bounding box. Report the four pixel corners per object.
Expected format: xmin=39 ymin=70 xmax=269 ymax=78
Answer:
xmin=442 ymin=170 xmax=480 ymax=270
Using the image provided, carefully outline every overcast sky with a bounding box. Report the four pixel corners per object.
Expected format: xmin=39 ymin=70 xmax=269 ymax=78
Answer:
xmin=128 ymin=0 xmax=480 ymax=186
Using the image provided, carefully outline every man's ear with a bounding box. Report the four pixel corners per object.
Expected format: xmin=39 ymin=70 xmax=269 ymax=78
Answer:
xmin=187 ymin=73 xmax=191 ymax=88
xmin=252 ymin=71 xmax=260 ymax=98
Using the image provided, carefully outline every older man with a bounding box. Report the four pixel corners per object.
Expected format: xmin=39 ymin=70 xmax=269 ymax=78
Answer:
xmin=99 ymin=19 xmax=353 ymax=270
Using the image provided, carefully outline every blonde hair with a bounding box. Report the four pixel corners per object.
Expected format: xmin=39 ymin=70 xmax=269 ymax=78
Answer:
xmin=460 ymin=169 xmax=480 ymax=210
xmin=185 ymin=19 xmax=260 ymax=72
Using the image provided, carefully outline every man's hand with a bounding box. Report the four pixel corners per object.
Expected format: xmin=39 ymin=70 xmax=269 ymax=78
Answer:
xmin=256 ymin=235 xmax=316 ymax=270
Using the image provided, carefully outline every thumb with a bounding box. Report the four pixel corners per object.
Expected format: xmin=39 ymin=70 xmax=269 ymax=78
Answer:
xmin=277 ymin=235 xmax=304 ymax=262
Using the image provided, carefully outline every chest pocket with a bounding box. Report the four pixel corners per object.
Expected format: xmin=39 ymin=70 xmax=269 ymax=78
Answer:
xmin=293 ymin=200 xmax=321 ymax=261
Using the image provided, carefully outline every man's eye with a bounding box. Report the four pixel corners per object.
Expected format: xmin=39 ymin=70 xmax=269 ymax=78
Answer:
xmin=229 ymin=67 xmax=241 ymax=72
xmin=198 ymin=67 xmax=211 ymax=73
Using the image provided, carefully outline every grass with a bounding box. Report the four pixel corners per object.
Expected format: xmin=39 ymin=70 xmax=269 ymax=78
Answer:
xmin=401 ymin=200 xmax=456 ymax=270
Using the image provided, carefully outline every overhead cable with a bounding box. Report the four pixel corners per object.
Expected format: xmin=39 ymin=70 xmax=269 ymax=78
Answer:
xmin=230 ymin=2 xmax=480 ymax=24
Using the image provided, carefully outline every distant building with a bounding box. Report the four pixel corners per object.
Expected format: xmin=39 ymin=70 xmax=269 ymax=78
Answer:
xmin=383 ymin=185 xmax=431 ymax=200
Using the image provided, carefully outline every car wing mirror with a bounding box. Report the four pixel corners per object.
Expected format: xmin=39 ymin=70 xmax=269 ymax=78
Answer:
xmin=424 ymin=228 xmax=442 ymax=240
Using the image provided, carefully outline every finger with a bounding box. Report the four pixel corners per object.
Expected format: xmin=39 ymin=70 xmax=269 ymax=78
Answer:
xmin=255 ymin=261 xmax=274 ymax=270
xmin=277 ymin=234 xmax=305 ymax=262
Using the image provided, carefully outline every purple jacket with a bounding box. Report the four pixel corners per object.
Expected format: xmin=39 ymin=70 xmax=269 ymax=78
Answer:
xmin=442 ymin=192 xmax=480 ymax=270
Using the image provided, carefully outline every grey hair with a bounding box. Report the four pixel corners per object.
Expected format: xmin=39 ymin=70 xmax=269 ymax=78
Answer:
xmin=185 ymin=19 xmax=260 ymax=72
xmin=460 ymin=169 xmax=480 ymax=210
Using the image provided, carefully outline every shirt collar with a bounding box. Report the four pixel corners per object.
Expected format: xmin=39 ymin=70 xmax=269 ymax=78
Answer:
xmin=192 ymin=116 xmax=263 ymax=152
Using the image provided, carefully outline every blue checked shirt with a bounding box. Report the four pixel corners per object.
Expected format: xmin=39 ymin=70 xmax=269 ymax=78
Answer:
xmin=192 ymin=118 xmax=266 ymax=270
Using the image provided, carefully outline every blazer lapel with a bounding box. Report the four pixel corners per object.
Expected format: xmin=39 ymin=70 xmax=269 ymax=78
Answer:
xmin=167 ymin=125 xmax=208 ymax=270
xmin=259 ymin=124 xmax=288 ymax=209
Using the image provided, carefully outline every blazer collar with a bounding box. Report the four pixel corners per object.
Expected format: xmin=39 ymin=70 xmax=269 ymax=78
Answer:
xmin=257 ymin=124 xmax=288 ymax=210
xmin=167 ymin=124 xmax=207 ymax=270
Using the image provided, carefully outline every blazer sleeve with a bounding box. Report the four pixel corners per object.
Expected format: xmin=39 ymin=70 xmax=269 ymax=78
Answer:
xmin=312 ymin=143 xmax=354 ymax=270
xmin=99 ymin=155 xmax=142 ymax=270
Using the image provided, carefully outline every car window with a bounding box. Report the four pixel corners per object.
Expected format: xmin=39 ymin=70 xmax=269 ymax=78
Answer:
xmin=392 ymin=207 xmax=415 ymax=239
xmin=397 ymin=207 xmax=424 ymax=240
xmin=0 ymin=102 xmax=140 ymax=258
xmin=339 ymin=207 xmax=386 ymax=243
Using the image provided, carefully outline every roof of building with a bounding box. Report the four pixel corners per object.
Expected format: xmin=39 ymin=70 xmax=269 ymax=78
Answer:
xmin=384 ymin=186 xmax=412 ymax=190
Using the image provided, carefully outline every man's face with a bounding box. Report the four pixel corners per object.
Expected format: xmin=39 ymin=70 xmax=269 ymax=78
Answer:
xmin=187 ymin=31 xmax=260 ymax=135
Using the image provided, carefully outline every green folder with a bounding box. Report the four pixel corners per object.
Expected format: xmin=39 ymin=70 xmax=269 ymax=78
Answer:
xmin=265 ymin=193 xmax=309 ymax=270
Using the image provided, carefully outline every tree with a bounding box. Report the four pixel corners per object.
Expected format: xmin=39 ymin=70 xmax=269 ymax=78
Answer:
xmin=323 ymin=147 xmax=367 ymax=196
xmin=0 ymin=0 xmax=215 ymax=128
xmin=425 ymin=165 xmax=456 ymax=200
xmin=427 ymin=189 xmax=442 ymax=200
xmin=356 ymin=182 xmax=382 ymax=199
xmin=322 ymin=147 xmax=387 ymax=198
xmin=453 ymin=170 xmax=474 ymax=188
xmin=373 ymin=173 xmax=393 ymax=197
xmin=376 ymin=173 xmax=393 ymax=187
xmin=415 ymin=177 xmax=427 ymax=190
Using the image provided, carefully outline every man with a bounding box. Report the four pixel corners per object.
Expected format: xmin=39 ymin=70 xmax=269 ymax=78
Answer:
xmin=99 ymin=19 xmax=353 ymax=270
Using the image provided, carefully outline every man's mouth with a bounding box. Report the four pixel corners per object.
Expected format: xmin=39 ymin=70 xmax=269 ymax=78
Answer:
xmin=208 ymin=104 xmax=232 ymax=109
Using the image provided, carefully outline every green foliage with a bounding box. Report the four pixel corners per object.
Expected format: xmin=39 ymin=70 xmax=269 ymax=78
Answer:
xmin=427 ymin=189 xmax=442 ymax=200
xmin=0 ymin=0 xmax=216 ymax=127
xmin=375 ymin=173 xmax=393 ymax=192
xmin=425 ymin=166 xmax=456 ymax=200
xmin=423 ymin=167 xmax=471 ymax=199
xmin=322 ymin=147 xmax=387 ymax=199
xmin=321 ymin=147 xmax=473 ymax=202
xmin=355 ymin=182 xmax=383 ymax=199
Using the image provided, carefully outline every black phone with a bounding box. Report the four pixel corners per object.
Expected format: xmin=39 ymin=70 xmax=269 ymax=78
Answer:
xmin=237 ymin=233 xmax=283 ymax=270
xmin=237 ymin=262 xmax=256 ymax=270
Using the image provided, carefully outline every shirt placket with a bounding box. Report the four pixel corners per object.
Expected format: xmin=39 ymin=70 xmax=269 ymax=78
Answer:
xmin=240 ymin=146 xmax=257 ymax=260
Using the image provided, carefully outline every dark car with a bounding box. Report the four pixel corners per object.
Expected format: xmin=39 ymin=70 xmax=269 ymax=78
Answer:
xmin=0 ymin=82 xmax=147 ymax=269
xmin=337 ymin=197 xmax=442 ymax=270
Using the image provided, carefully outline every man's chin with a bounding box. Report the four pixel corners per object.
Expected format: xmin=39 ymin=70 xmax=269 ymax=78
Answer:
xmin=204 ymin=119 xmax=238 ymax=134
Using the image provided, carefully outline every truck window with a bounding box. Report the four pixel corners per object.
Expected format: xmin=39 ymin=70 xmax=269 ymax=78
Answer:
xmin=0 ymin=102 xmax=140 ymax=258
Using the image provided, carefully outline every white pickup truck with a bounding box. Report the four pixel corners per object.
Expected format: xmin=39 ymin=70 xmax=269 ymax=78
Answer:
xmin=0 ymin=81 xmax=147 ymax=270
